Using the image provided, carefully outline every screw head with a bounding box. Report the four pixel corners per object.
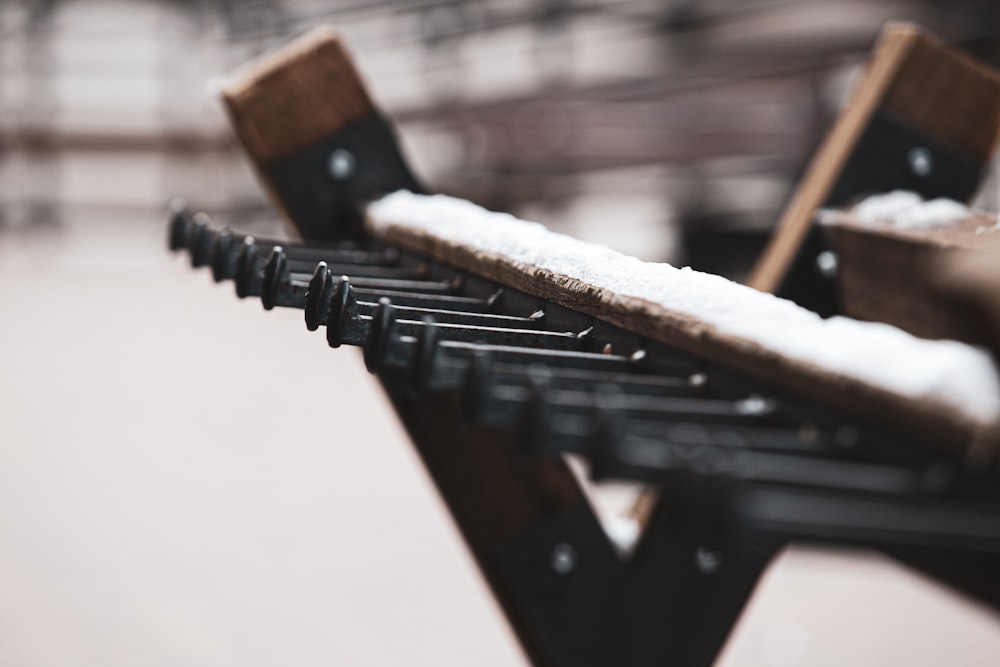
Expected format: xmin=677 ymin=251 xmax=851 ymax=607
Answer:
xmin=551 ymin=542 xmax=576 ymax=575
xmin=908 ymin=146 xmax=933 ymax=177
xmin=735 ymin=395 xmax=772 ymax=416
xmin=815 ymin=250 xmax=838 ymax=279
xmin=695 ymin=547 xmax=722 ymax=574
xmin=328 ymin=148 xmax=357 ymax=181
xmin=688 ymin=372 xmax=708 ymax=388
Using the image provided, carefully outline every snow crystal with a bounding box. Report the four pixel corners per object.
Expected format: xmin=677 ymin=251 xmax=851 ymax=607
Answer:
xmin=850 ymin=190 xmax=970 ymax=229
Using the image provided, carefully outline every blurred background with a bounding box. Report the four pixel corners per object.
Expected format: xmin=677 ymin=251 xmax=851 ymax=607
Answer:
xmin=1 ymin=1 xmax=1000 ymax=665
xmin=4 ymin=0 xmax=1000 ymax=274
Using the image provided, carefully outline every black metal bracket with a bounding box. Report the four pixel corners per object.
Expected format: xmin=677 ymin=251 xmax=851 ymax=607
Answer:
xmin=491 ymin=502 xmax=625 ymax=667
xmin=489 ymin=481 xmax=781 ymax=667
xmin=264 ymin=113 xmax=424 ymax=243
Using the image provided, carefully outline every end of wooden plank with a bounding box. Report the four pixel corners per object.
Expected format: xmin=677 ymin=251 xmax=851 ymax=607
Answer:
xmin=825 ymin=211 xmax=1000 ymax=344
xmin=219 ymin=27 xmax=421 ymax=241
xmin=220 ymin=26 xmax=375 ymax=167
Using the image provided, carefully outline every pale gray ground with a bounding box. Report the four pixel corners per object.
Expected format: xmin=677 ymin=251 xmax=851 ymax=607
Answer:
xmin=0 ymin=210 xmax=998 ymax=666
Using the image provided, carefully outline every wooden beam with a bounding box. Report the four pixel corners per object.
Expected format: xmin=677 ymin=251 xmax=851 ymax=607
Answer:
xmin=220 ymin=26 xmax=374 ymax=166
xmin=368 ymin=206 xmax=999 ymax=454
xmin=824 ymin=211 xmax=1000 ymax=345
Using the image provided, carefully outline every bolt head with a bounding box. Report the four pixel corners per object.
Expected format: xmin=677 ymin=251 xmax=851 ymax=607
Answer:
xmin=735 ymin=395 xmax=772 ymax=416
xmin=551 ymin=542 xmax=576 ymax=575
xmin=815 ymin=250 xmax=838 ymax=279
xmin=328 ymin=148 xmax=357 ymax=181
xmin=908 ymin=146 xmax=933 ymax=177
xmin=695 ymin=547 xmax=723 ymax=574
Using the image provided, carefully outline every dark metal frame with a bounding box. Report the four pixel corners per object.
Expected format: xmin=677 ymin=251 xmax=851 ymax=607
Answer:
xmin=169 ymin=152 xmax=1000 ymax=663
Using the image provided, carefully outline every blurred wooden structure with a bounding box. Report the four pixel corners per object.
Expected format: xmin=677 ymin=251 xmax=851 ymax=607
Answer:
xmin=4 ymin=0 xmax=1000 ymax=278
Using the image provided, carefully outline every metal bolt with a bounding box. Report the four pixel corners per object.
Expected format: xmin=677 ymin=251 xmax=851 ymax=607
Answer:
xmin=908 ymin=146 xmax=933 ymax=177
xmin=328 ymin=148 xmax=357 ymax=181
xmin=695 ymin=547 xmax=722 ymax=574
xmin=735 ymin=395 xmax=772 ymax=416
xmin=688 ymin=372 xmax=708 ymax=388
xmin=815 ymin=250 xmax=838 ymax=279
xmin=551 ymin=542 xmax=576 ymax=575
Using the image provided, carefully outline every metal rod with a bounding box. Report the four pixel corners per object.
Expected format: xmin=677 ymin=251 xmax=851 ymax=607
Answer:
xmin=364 ymin=299 xmax=644 ymax=390
xmin=317 ymin=275 xmax=543 ymax=335
xmin=305 ymin=267 xmax=511 ymax=329
xmin=167 ymin=206 xmax=398 ymax=282
xmin=323 ymin=295 xmax=591 ymax=355
xmin=261 ymin=246 xmax=458 ymax=309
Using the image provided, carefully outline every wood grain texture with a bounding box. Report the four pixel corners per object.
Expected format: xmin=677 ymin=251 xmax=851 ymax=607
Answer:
xmin=883 ymin=35 xmax=1000 ymax=161
xmin=390 ymin=389 xmax=584 ymax=548
xmin=931 ymin=245 xmax=1000 ymax=362
xmin=371 ymin=219 xmax=1000 ymax=455
xmin=826 ymin=214 xmax=1000 ymax=345
xmin=220 ymin=26 xmax=374 ymax=166
xmin=749 ymin=23 xmax=1000 ymax=294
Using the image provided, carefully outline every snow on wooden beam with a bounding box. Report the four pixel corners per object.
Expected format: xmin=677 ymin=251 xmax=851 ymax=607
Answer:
xmin=822 ymin=191 xmax=1000 ymax=347
xmin=368 ymin=190 xmax=1000 ymax=454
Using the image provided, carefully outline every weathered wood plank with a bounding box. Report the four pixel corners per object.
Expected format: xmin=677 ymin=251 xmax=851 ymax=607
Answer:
xmin=220 ymin=27 xmax=374 ymax=166
xmin=371 ymin=215 xmax=999 ymax=454
xmin=825 ymin=212 xmax=1000 ymax=345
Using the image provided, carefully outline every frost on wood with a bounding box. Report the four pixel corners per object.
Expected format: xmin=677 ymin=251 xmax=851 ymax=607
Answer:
xmin=849 ymin=190 xmax=971 ymax=229
xmin=368 ymin=191 xmax=1000 ymax=432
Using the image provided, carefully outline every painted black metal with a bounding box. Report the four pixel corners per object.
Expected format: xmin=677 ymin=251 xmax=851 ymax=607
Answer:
xmin=828 ymin=110 xmax=984 ymax=206
xmin=188 ymin=213 xmax=213 ymax=269
xmin=233 ymin=240 xmax=446 ymax=306
xmin=210 ymin=227 xmax=236 ymax=282
xmin=323 ymin=296 xmax=587 ymax=351
xmin=495 ymin=478 xmax=781 ymax=667
xmin=264 ymin=113 xmax=423 ymax=242
xmin=516 ymin=387 xmax=780 ymax=441
xmin=490 ymin=502 xmax=626 ymax=667
xmin=167 ymin=200 xmax=191 ymax=252
xmin=306 ymin=266 xmax=506 ymax=331
xmin=462 ymin=358 xmax=701 ymax=427
xmin=165 ymin=207 xmax=397 ymax=284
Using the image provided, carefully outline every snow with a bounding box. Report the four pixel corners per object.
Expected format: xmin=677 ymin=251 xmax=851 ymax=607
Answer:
xmin=368 ymin=191 xmax=1000 ymax=429
xmin=849 ymin=190 xmax=970 ymax=229
xmin=603 ymin=515 xmax=641 ymax=556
